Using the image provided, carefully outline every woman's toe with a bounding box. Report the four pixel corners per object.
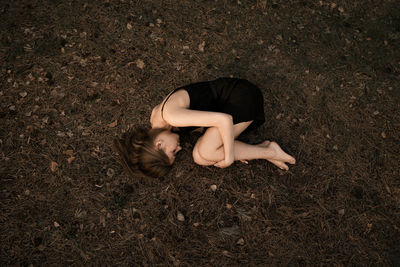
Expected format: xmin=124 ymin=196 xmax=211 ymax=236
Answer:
xmin=288 ymin=156 xmax=296 ymax=164
xmin=269 ymin=160 xmax=289 ymax=170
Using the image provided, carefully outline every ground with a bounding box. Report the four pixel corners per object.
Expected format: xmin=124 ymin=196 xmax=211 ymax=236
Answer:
xmin=1 ymin=0 xmax=399 ymax=265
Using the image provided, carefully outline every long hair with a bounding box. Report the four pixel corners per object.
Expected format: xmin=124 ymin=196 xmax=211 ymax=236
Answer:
xmin=113 ymin=127 xmax=172 ymax=178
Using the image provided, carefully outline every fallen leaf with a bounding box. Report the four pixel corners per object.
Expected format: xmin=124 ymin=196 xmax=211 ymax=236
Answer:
xmin=54 ymin=221 xmax=60 ymax=227
xmin=222 ymin=250 xmax=233 ymax=258
xmin=381 ymin=132 xmax=386 ymax=139
xmin=67 ymin=157 xmax=75 ymax=164
xmin=51 ymin=89 xmax=58 ymax=97
xmin=107 ymin=120 xmax=118 ymax=128
xmin=100 ymin=215 xmax=106 ymax=227
xmin=193 ymin=222 xmax=200 ymax=227
xmin=210 ymin=184 xmax=217 ymax=191
xmin=127 ymin=23 xmax=132 ymax=30
xmin=198 ymin=41 xmax=205 ymax=52
xmin=63 ymin=150 xmax=74 ymax=156
xmin=135 ymin=59 xmax=145 ymax=69
xmin=50 ymin=161 xmax=58 ymax=172
xmin=236 ymin=238 xmax=245 ymax=245
xmin=226 ymin=204 xmax=232 ymax=209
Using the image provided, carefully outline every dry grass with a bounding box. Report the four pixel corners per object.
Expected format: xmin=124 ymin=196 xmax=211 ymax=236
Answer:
xmin=1 ymin=0 xmax=399 ymax=265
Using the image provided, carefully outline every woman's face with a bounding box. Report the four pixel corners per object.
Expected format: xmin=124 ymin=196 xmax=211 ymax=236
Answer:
xmin=155 ymin=130 xmax=182 ymax=163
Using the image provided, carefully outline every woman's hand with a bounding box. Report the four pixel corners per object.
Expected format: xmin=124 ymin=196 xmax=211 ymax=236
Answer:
xmin=214 ymin=155 xmax=234 ymax=168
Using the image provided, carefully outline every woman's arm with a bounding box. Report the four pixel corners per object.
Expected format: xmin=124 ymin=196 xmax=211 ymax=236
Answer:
xmin=164 ymin=108 xmax=235 ymax=167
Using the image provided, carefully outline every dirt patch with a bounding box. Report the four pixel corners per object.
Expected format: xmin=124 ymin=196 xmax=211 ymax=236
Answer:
xmin=1 ymin=0 xmax=399 ymax=265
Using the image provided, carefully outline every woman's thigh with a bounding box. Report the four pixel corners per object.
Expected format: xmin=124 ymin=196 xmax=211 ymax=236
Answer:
xmin=194 ymin=120 xmax=252 ymax=162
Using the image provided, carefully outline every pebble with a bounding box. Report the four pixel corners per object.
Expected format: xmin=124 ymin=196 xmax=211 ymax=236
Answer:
xmin=177 ymin=211 xmax=185 ymax=222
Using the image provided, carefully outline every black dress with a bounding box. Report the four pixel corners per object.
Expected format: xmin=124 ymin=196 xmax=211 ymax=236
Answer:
xmin=161 ymin=78 xmax=265 ymax=131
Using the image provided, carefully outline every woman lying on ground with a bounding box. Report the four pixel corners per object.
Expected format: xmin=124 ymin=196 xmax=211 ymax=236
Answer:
xmin=113 ymin=77 xmax=296 ymax=178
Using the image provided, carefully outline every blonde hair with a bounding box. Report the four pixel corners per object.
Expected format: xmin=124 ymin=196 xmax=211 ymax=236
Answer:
xmin=113 ymin=127 xmax=172 ymax=178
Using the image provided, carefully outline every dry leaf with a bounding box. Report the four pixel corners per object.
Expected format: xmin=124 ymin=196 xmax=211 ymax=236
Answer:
xmin=107 ymin=120 xmax=118 ymax=128
xmin=226 ymin=204 xmax=232 ymax=209
xmin=54 ymin=221 xmax=60 ymax=227
xmin=236 ymin=238 xmax=245 ymax=245
xmin=63 ymin=150 xmax=74 ymax=156
xmin=193 ymin=222 xmax=200 ymax=227
xmin=67 ymin=157 xmax=75 ymax=164
xmin=82 ymin=131 xmax=91 ymax=136
xmin=135 ymin=59 xmax=145 ymax=69
xmin=210 ymin=184 xmax=217 ymax=191
xmin=126 ymin=23 xmax=132 ymax=30
xmin=381 ymin=132 xmax=386 ymax=139
xmin=50 ymin=161 xmax=58 ymax=172
xmin=198 ymin=41 xmax=205 ymax=52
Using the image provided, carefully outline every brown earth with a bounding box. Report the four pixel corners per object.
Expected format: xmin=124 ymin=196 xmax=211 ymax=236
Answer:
xmin=1 ymin=0 xmax=399 ymax=265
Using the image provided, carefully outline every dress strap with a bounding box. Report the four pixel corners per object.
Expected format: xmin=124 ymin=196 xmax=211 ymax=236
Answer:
xmin=161 ymin=88 xmax=180 ymax=120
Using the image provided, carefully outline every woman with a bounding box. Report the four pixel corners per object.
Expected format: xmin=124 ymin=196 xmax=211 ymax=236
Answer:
xmin=113 ymin=78 xmax=296 ymax=178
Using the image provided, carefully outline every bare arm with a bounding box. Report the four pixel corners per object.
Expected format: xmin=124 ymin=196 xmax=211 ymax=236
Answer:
xmin=164 ymin=108 xmax=235 ymax=167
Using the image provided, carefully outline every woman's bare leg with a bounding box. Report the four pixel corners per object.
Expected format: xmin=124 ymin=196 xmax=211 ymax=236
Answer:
xmin=193 ymin=121 xmax=251 ymax=166
xmin=256 ymin=141 xmax=295 ymax=170
xmin=194 ymin=123 xmax=296 ymax=170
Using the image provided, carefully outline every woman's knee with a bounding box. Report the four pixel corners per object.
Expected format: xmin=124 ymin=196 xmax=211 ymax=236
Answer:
xmin=192 ymin=142 xmax=214 ymax=166
xmin=197 ymin=128 xmax=222 ymax=159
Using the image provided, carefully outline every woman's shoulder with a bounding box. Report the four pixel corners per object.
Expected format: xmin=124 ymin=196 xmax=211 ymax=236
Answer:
xmin=161 ymin=88 xmax=190 ymax=114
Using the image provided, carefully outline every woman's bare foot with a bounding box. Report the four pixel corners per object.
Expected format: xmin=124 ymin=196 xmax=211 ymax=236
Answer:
xmin=258 ymin=141 xmax=296 ymax=170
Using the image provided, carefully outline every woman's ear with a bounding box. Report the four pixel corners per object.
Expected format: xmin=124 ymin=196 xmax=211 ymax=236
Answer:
xmin=155 ymin=139 xmax=163 ymax=150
